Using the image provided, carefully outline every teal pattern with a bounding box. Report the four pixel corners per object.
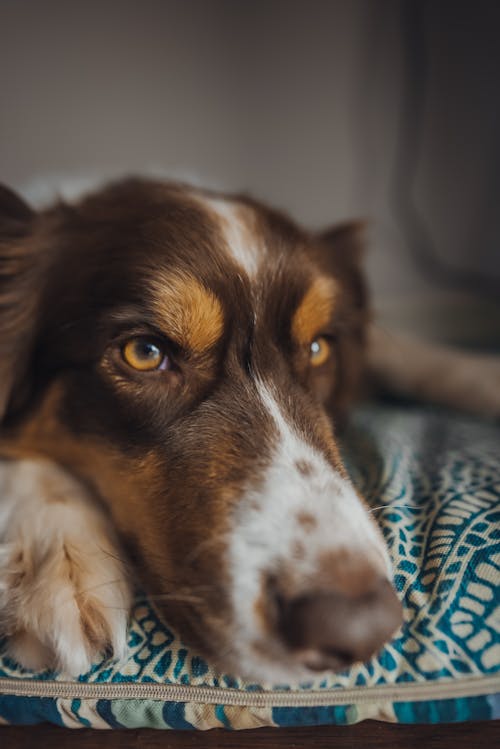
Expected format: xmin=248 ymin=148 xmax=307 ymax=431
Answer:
xmin=0 ymin=405 xmax=499 ymax=728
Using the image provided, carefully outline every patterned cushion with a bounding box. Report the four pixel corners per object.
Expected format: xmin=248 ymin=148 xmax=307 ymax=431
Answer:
xmin=0 ymin=405 xmax=499 ymax=729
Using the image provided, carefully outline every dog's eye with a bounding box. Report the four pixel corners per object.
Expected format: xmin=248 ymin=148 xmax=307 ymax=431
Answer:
xmin=122 ymin=337 xmax=169 ymax=372
xmin=310 ymin=336 xmax=331 ymax=367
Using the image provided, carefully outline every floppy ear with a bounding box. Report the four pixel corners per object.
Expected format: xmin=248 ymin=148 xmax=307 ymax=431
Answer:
xmin=0 ymin=185 xmax=38 ymax=422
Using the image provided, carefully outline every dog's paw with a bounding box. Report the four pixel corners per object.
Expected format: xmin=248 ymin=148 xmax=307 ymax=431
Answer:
xmin=0 ymin=459 xmax=132 ymax=675
xmin=437 ymin=354 xmax=500 ymax=420
xmin=368 ymin=326 xmax=500 ymax=420
xmin=478 ymin=358 xmax=500 ymax=420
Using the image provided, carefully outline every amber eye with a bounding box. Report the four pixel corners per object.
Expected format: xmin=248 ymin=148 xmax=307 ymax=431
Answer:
xmin=309 ymin=336 xmax=331 ymax=367
xmin=122 ymin=337 xmax=169 ymax=372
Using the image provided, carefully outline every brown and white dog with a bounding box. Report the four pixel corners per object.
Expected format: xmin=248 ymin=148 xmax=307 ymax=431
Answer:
xmin=0 ymin=178 xmax=498 ymax=683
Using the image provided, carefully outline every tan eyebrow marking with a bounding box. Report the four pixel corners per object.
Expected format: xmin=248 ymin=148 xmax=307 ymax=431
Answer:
xmin=292 ymin=276 xmax=338 ymax=345
xmin=150 ymin=272 xmax=224 ymax=353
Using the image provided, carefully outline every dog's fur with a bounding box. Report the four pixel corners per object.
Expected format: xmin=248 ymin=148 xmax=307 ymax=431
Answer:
xmin=0 ymin=178 xmax=498 ymax=682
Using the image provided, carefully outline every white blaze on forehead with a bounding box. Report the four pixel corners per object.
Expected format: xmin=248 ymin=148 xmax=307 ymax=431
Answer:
xmin=200 ymin=195 xmax=262 ymax=277
xmin=226 ymin=381 xmax=392 ymax=680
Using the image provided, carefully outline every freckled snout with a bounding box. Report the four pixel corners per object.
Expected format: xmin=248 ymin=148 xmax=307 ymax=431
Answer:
xmin=275 ymin=577 xmax=403 ymax=671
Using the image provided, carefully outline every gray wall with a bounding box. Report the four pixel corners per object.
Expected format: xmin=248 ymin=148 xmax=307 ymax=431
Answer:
xmin=1 ymin=0 xmax=499 ymax=344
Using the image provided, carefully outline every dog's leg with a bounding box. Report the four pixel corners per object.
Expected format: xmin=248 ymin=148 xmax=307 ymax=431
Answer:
xmin=367 ymin=324 xmax=500 ymax=419
xmin=0 ymin=458 xmax=131 ymax=675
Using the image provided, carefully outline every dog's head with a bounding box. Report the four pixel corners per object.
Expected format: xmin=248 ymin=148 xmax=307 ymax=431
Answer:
xmin=0 ymin=178 xmax=401 ymax=682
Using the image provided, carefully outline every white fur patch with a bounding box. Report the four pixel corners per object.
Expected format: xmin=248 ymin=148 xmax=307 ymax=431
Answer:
xmin=201 ymin=196 xmax=261 ymax=277
xmin=0 ymin=458 xmax=131 ymax=675
xmin=226 ymin=382 xmax=392 ymax=682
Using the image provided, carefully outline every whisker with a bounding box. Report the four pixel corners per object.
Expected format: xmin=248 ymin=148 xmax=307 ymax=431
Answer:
xmin=95 ymin=544 xmax=131 ymax=569
xmin=140 ymin=593 xmax=204 ymax=605
xmin=368 ymin=503 xmax=421 ymax=513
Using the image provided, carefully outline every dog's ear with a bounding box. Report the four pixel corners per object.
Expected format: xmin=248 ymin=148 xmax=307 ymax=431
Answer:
xmin=316 ymin=221 xmax=368 ymax=311
xmin=0 ymin=185 xmax=35 ymax=236
xmin=0 ymin=185 xmax=39 ymax=422
xmin=314 ymin=222 xmax=369 ymax=427
xmin=318 ymin=221 xmax=366 ymax=262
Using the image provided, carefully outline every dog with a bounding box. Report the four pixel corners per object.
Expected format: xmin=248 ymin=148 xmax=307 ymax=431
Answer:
xmin=0 ymin=178 xmax=498 ymax=683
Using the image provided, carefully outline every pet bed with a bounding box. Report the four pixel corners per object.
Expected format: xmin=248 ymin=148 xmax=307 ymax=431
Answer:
xmin=0 ymin=404 xmax=498 ymax=729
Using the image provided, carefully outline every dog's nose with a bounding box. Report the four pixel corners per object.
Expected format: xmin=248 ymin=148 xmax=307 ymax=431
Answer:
xmin=277 ymin=578 xmax=402 ymax=670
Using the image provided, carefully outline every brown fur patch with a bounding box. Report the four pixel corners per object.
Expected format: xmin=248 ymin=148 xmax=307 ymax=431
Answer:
xmin=291 ymin=276 xmax=337 ymax=346
xmin=295 ymin=459 xmax=313 ymax=477
xmin=296 ymin=511 xmax=317 ymax=531
xmin=253 ymin=589 xmax=269 ymax=632
xmin=253 ymin=572 xmax=280 ymax=636
xmin=79 ymin=599 xmax=111 ymax=652
xmin=150 ymin=271 xmax=224 ymax=353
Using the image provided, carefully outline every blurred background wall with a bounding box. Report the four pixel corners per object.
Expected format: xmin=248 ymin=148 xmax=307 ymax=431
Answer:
xmin=1 ymin=0 xmax=499 ymax=346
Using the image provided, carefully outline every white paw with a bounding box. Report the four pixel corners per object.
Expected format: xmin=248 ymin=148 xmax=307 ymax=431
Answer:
xmin=0 ymin=458 xmax=132 ymax=675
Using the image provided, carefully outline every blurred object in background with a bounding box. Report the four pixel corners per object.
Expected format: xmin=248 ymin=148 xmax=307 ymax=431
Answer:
xmin=1 ymin=0 xmax=499 ymax=347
